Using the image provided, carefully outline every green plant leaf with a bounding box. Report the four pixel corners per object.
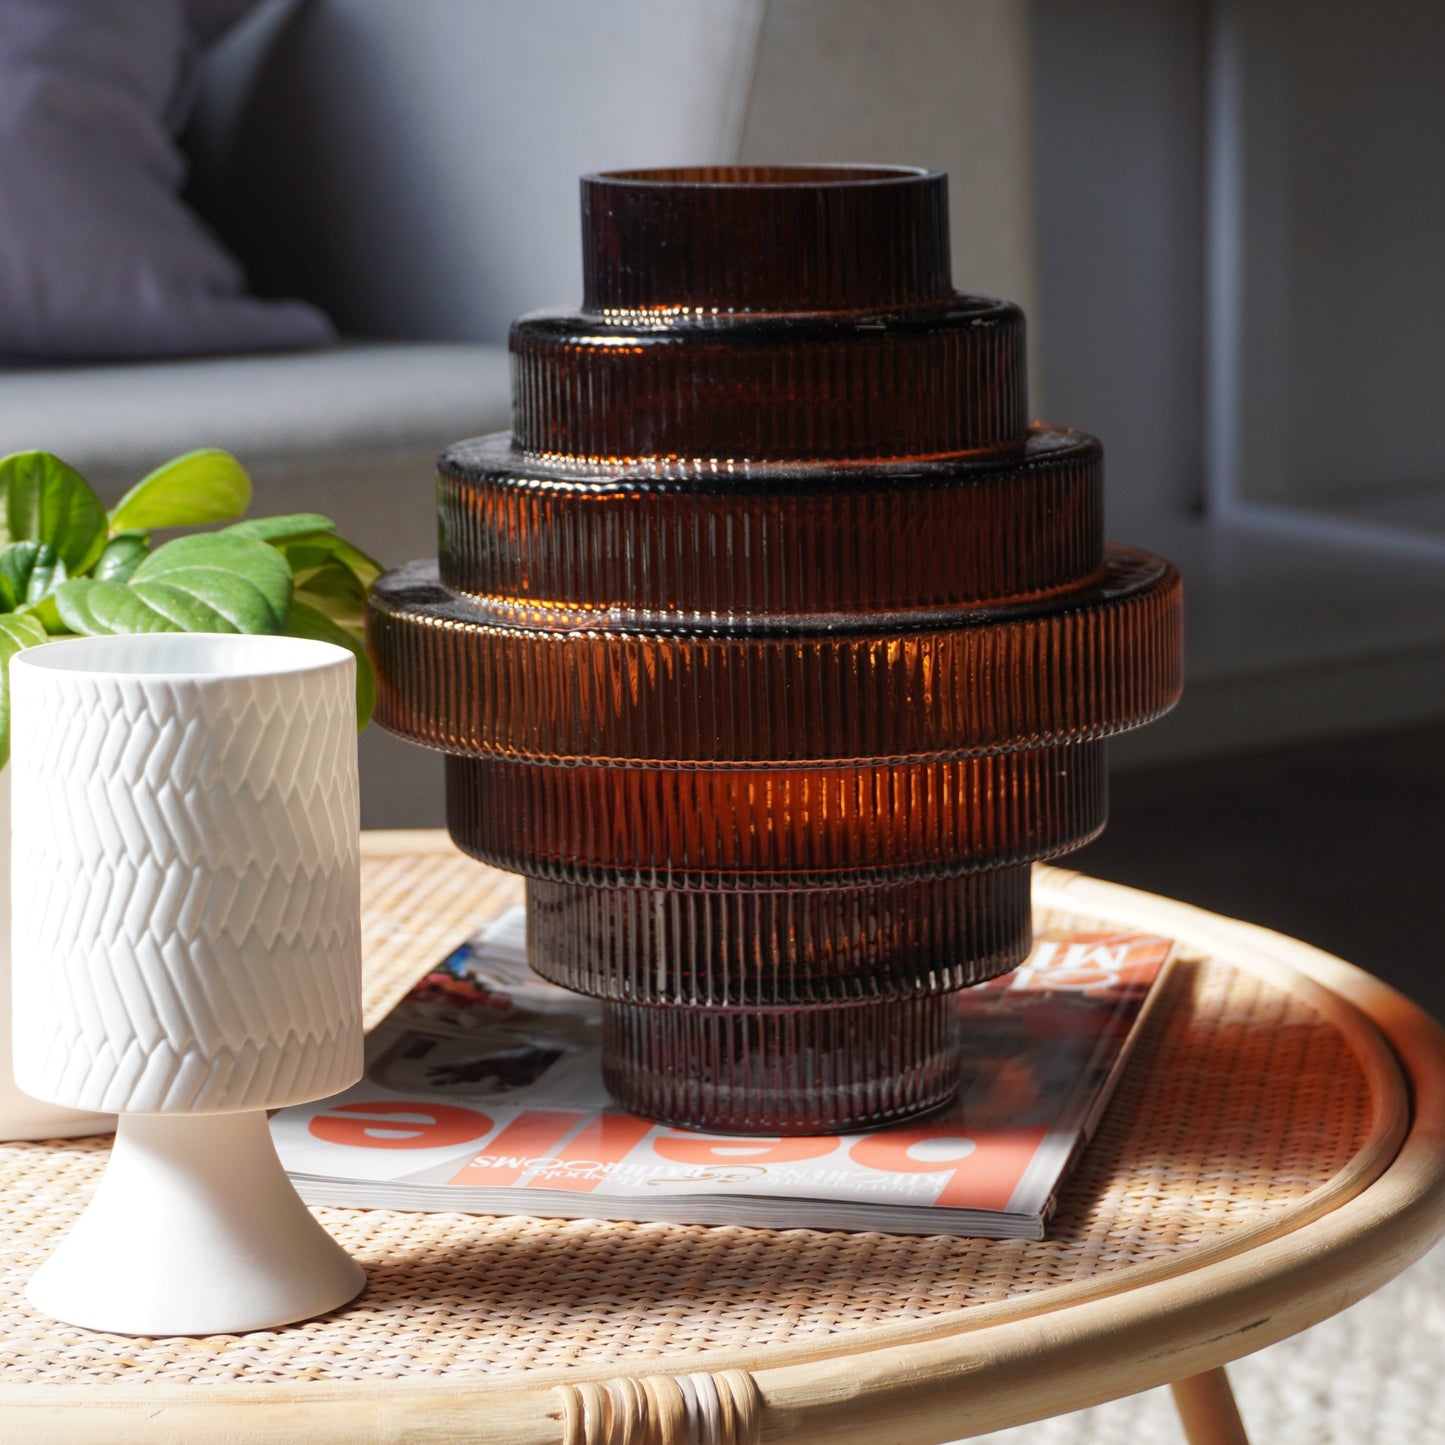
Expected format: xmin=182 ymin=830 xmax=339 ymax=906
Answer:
xmin=92 ymin=529 xmax=151 ymax=583
xmin=278 ymin=532 xmax=382 ymax=589
xmin=0 ymin=542 xmax=68 ymax=609
xmin=24 ymin=594 xmax=67 ymax=634
xmin=285 ymin=600 xmax=376 ymax=729
xmin=0 ymin=452 xmax=109 ymax=574
xmin=0 ymin=612 xmax=50 ymax=650
xmin=54 ymin=580 xmax=202 ymax=634
xmin=106 ymin=450 xmax=251 ymax=533
xmin=0 ymin=611 xmax=50 ymax=770
xmin=224 ymin=513 xmax=335 ymax=544
xmin=132 ymin=533 xmax=292 ymax=630
xmin=57 ymin=533 xmax=293 ymax=637
xmin=293 ymin=560 xmax=369 ymax=633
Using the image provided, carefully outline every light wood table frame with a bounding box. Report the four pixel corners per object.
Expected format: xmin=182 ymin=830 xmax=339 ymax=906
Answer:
xmin=0 ymin=832 xmax=1440 ymax=1444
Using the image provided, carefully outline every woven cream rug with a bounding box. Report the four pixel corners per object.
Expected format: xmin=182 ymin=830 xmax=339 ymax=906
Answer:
xmin=965 ymin=1241 xmax=1444 ymax=1443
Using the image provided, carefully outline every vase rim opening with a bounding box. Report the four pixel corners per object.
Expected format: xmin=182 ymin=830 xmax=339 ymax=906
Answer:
xmin=586 ymin=164 xmax=942 ymax=190
xmin=9 ymin=632 xmax=354 ymax=682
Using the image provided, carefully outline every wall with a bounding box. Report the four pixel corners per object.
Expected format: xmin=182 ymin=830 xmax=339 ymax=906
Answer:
xmin=1228 ymin=0 xmax=1445 ymax=511
xmin=1030 ymin=0 xmax=1207 ymax=538
xmin=1031 ymin=0 xmax=1445 ymax=770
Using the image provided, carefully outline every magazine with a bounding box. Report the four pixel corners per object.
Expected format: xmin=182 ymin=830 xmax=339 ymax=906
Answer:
xmin=273 ymin=908 xmax=1175 ymax=1239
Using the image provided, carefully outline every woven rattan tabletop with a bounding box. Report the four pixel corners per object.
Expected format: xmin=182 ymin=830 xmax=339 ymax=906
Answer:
xmin=1 ymin=834 xmax=1442 ymax=1444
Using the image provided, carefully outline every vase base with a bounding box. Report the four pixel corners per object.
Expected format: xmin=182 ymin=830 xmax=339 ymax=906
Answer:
xmin=27 ymin=1110 xmax=363 ymax=1336
xmin=602 ymin=993 xmax=961 ymax=1135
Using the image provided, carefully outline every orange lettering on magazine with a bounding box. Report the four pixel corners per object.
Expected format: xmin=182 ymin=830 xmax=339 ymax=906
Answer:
xmin=849 ymin=1125 xmax=1049 ymax=1210
xmin=446 ymin=1111 xmax=587 ymax=1187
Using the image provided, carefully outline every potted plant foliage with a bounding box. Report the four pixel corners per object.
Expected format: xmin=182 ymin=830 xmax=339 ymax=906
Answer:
xmin=0 ymin=448 xmax=379 ymax=1138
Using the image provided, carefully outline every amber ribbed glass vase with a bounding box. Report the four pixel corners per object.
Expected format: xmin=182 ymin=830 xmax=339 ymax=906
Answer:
xmin=369 ymin=165 xmax=1183 ymax=1134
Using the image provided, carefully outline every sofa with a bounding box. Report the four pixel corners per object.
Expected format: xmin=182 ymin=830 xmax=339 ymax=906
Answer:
xmin=0 ymin=0 xmax=1033 ymax=826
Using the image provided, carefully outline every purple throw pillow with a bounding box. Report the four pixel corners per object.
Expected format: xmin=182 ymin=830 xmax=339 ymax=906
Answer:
xmin=0 ymin=0 xmax=333 ymax=364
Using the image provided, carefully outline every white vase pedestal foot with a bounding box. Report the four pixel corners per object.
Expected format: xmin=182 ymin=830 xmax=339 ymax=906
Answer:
xmin=26 ymin=1111 xmax=364 ymax=1336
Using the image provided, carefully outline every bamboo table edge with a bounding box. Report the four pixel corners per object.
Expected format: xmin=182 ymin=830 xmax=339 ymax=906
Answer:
xmin=753 ymin=872 xmax=1445 ymax=1441
xmin=0 ymin=852 xmax=1440 ymax=1445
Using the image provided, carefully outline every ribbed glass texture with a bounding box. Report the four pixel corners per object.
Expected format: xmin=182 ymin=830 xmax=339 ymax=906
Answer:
xmin=442 ymin=744 xmax=1107 ymax=886
xmin=438 ymin=427 xmax=1104 ymax=613
xmin=372 ymin=550 xmax=1179 ymax=765
xmin=581 ymin=166 xmax=952 ymax=314
xmin=510 ymin=306 xmax=1026 ymax=463
xmin=602 ymin=993 xmax=961 ymax=1135
xmin=526 ymin=868 xmax=1032 ymax=1007
xmin=367 ymin=164 xmax=1184 ymax=1133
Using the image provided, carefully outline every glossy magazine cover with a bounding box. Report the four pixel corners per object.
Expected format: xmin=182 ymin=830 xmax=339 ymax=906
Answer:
xmin=273 ymin=909 xmax=1174 ymax=1238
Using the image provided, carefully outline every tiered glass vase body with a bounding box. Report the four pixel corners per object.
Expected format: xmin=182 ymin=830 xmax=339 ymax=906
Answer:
xmin=369 ymin=166 xmax=1182 ymax=1134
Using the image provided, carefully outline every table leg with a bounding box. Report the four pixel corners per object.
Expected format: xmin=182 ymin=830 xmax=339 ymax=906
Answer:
xmin=1170 ymin=1368 xmax=1250 ymax=1445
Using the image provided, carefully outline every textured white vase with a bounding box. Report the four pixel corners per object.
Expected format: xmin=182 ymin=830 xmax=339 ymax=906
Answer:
xmin=10 ymin=633 xmax=365 ymax=1335
xmin=0 ymin=764 xmax=113 ymax=1139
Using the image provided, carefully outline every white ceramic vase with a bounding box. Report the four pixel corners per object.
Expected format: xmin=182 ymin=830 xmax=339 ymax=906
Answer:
xmin=0 ymin=764 xmax=113 ymax=1140
xmin=10 ymin=633 xmax=366 ymax=1335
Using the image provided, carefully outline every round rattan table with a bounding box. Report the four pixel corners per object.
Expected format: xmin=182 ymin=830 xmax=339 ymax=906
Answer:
xmin=1 ymin=833 xmax=1441 ymax=1445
